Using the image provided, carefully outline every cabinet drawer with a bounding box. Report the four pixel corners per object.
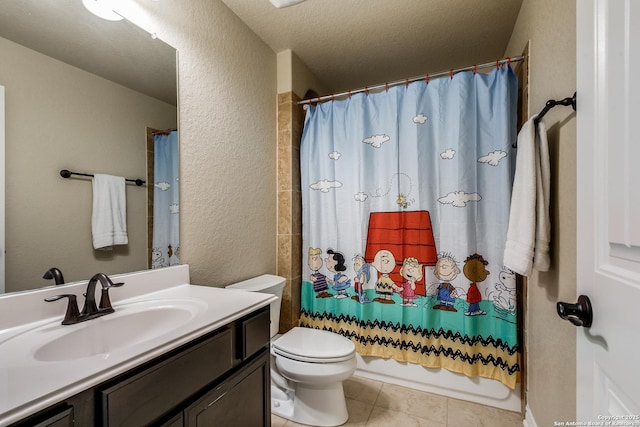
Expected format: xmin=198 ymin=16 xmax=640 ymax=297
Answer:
xmin=101 ymin=328 xmax=232 ymax=427
xmin=9 ymin=405 xmax=73 ymax=427
xmin=239 ymin=307 xmax=270 ymax=360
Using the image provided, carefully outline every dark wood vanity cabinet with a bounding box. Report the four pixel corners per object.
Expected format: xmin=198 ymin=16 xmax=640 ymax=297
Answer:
xmin=9 ymin=307 xmax=271 ymax=427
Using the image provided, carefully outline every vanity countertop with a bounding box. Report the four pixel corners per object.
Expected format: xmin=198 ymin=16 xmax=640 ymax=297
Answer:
xmin=0 ymin=265 xmax=276 ymax=426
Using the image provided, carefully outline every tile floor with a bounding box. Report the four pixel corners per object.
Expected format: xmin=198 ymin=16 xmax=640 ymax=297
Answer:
xmin=271 ymin=375 xmax=523 ymax=427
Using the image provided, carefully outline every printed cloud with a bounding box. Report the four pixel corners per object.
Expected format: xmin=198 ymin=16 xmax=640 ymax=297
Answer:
xmin=438 ymin=191 xmax=481 ymax=207
xmin=440 ymin=149 xmax=456 ymax=160
xmin=354 ymin=192 xmax=368 ymax=202
xmin=155 ymin=182 xmax=171 ymax=191
xmin=413 ymin=114 xmax=428 ymax=124
xmin=478 ymin=150 xmax=507 ymax=166
xmin=169 ymin=203 xmax=179 ymax=214
xmin=362 ymin=134 xmax=390 ymax=148
xmin=329 ymin=151 xmax=341 ymax=160
xmin=310 ymin=179 xmax=343 ymax=193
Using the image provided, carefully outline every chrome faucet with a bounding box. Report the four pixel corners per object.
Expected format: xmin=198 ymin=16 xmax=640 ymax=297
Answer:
xmin=45 ymin=273 xmax=124 ymax=325
xmin=42 ymin=267 xmax=65 ymax=285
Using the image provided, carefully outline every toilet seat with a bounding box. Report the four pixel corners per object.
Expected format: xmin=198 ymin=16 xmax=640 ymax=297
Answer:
xmin=271 ymin=327 xmax=355 ymax=363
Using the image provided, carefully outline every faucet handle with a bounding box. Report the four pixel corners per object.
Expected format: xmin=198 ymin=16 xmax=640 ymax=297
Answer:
xmin=109 ymin=281 xmax=125 ymax=288
xmin=99 ymin=281 xmax=124 ymax=312
xmin=45 ymin=294 xmax=80 ymax=325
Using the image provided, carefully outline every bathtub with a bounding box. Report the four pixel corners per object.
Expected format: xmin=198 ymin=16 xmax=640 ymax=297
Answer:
xmin=354 ymin=353 xmax=522 ymax=412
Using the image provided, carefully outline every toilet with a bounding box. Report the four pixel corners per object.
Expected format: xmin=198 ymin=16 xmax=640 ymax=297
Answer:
xmin=226 ymin=275 xmax=356 ymax=427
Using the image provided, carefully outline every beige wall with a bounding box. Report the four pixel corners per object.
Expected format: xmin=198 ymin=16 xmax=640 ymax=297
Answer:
xmin=121 ymin=0 xmax=278 ymax=287
xmin=505 ymin=0 xmax=577 ymax=424
xmin=1 ymin=36 xmax=177 ymax=292
xmin=277 ymin=49 xmax=327 ymax=99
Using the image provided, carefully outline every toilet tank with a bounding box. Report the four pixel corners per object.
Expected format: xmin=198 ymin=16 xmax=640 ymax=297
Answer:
xmin=225 ymin=274 xmax=286 ymax=338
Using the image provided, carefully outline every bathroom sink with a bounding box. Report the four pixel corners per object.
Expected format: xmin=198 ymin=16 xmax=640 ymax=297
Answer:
xmin=5 ymin=298 xmax=208 ymax=362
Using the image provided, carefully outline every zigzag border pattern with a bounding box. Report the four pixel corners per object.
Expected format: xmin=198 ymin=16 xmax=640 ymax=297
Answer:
xmin=300 ymin=309 xmax=520 ymax=376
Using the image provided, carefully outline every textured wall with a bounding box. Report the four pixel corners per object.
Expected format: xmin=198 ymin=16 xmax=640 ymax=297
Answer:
xmin=0 ymin=36 xmax=176 ymax=292
xmin=504 ymin=0 xmax=577 ymax=424
xmin=123 ymin=0 xmax=278 ymax=287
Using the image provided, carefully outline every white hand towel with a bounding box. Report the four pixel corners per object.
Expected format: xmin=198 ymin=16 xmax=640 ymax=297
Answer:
xmin=533 ymin=120 xmax=551 ymax=271
xmin=503 ymin=116 xmax=551 ymax=276
xmin=92 ymin=174 xmax=128 ymax=250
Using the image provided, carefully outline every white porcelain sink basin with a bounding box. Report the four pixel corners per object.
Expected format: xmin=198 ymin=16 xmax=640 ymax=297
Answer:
xmin=4 ymin=298 xmax=208 ymax=362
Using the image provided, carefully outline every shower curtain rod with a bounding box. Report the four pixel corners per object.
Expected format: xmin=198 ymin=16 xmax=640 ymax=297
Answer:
xmin=152 ymin=128 xmax=177 ymax=135
xmin=297 ymin=56 xmax=525 ymax=106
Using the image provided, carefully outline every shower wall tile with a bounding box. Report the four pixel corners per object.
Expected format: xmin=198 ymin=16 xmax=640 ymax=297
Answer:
xmin=277 ymin=234 xmax=292 ymax=278
xmin=280 ymin=278 xmax=293 ymax=331
xmin=292 ymin=146 xmax=301 ymax=192
xmin=292 ymin=232 xmax=302 ymax=277
xmin=291 ymin=275 xmax=301 ymax=326
xmin=277 ymin=190 xmax=292 ymax=235
xmin=276 ymin=91 xmax=303 ymax=334
xmin=278 ymin=145 xmax=293 ymax=191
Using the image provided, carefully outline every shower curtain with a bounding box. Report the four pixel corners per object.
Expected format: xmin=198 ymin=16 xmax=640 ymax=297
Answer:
xmin=300 ymin=66 xmax=520 ymax=388
xmin=152 ymin=130 xmax=180 ymax=268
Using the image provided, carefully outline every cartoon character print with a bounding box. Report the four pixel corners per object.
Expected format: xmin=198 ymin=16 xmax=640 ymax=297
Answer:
xmin=167 ymin=244 xmax=181 ymax=266
xmin=352 ymin=254 xmax=372 ymax=303
xmin=397 ymin=257 xmax=423 ymax=307
xmin=433 ymin=253 xmax=460 ymax=312
xmin=491 ymin=268 xmax=517 ymax=316
xmin=326 ymin=249 xmax=351 ymax=299
xmin=463 ymin=253 xmax=489 ymax=316
xmin=372 ymin=249 xmax=397 ymax=304
xmin=308 ymin=247 xmax=331 ymax=298
xmin=151 ymin=247 xmax=165 ymax=269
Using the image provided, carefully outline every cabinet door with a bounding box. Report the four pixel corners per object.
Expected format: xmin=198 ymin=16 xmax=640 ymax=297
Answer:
xmin=102 ymin=328 xmax=232 ymax=426
xmin=159 ymin=413 xmax=183 ymax=427
xmin=185 ymin=350 xmax=270 ymax=427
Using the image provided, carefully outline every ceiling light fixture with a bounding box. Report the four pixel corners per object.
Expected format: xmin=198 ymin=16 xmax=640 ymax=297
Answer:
xmin=269 ymin=0 xmax=307 ymax=8
xmin=82 ymin=0 xmax=124 ymax=21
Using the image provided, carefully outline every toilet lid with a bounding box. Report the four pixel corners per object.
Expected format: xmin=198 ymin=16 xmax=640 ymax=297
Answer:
xmin=271 ymin=327 xmax=355 ymax=363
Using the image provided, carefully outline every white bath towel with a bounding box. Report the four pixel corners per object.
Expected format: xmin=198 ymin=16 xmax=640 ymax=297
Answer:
xmin=92 ymin=174 xmax=128 ymax=250
xmin=503 ymin=116 xmax=551 ymax=276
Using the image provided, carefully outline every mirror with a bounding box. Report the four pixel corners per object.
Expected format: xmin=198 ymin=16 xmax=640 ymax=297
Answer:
xmin=0 ymin=0 xmax=178 ymax=293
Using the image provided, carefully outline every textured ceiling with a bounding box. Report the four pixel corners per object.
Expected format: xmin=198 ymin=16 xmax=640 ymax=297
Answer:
xmin=221 ymin=0 xmax=523 ymax=95
xmin=0 ymin=1 xmax=523 ymax=103
xmin=0 ymin=0 xmax=177 ymax=105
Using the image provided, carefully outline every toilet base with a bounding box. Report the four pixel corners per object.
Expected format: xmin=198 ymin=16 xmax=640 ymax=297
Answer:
xmin=271 ymin=381 xmax=349 ymax=427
